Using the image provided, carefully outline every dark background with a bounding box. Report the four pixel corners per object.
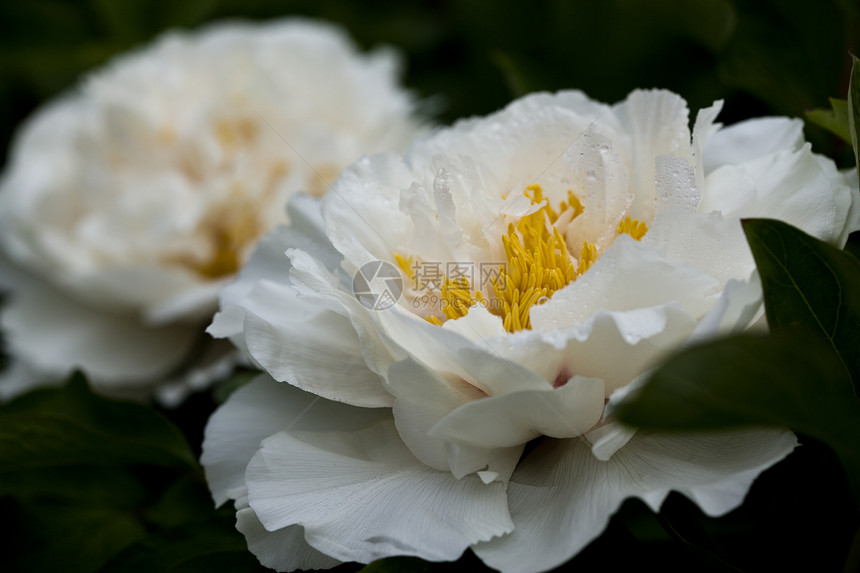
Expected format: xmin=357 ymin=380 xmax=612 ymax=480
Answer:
xmin=0 ymin=1 xmax=858 ymax=572
xmin=1 ymin=0 xmax=858 ymax=166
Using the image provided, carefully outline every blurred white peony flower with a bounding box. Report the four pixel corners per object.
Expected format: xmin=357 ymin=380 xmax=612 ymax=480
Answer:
xmin=203 ymin=89 xmax=859 ymax=571
xmin=0 ymin=18 xmax=422 ymax=402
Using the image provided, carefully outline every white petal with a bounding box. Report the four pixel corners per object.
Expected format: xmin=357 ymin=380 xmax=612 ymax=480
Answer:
xmin=220 ymin=246 xmax=396 ymax=407
xmin=145 ymin=279 xmax=224 ymax=325
xmin=380 ymin=305 xmax=550 ymax=397
xmin=387 ymin=354 xmax=524 ymax=480
xmin=610 ymin=89 xmax=691 ymax=221
xmin=643 ymin=208 xmax=754 ymax=286
xmin=387 ymin=356 xmax=488 ymax=471
xmin=703 ymin=117 xmax=804 ymax=173
xmin=207 ymin=305 xmax=251 ymax=348
xmin=236 ymin=508 xmax=341 ymax=572
xmin=532 ymin=235 xmax=720 ymax=329
xmin=687 ymin=273 xmax=762 ymax=344
xmin=323 ymin=153 xmax=416 ymax=269
xmin=440 ymin=304 xmax=506 ymax=342
xmin=500 ymin=305 xmax=698 ymax=397
xmin=219 ymin=194 xmax=341 ymax=311
xmin=201 ymin=374 xmax=386 ymax=506
xmin=246 ymin=419 xmax=513 ymax=564
xmin=473 ymin=428 xmax=796 ymax=573
xmin=243 ymin=296 xmax=393 ymax=408
xmin=445 ymin=441 xmax=523 ymax=484
xmin=0 ymin=358 xmax=59 ymax=400
xmin=287 ymin=248 xmax=402 ymax=375
xmin=59 ymin=264 xmax=210 ymax=321
xmin=1 ymin=272 xmax=195 ymax=389
xmin=582 ymin=420 xmax=636 ymax=462
xmin=702 ymin=144 xmax=853 ymax=245
xmin=690 ymin=99 xmax=724 ymax=193
xmin=654 ymin=155 xmax=699 ymax=213
xmin=430 ymin=375 xmax=605 ymax=447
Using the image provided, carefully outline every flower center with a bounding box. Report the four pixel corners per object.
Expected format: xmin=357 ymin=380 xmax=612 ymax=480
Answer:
xmin=162 ymin=116 xmax=290 ymax=280
xmin=190 ymin=194 xmax=264 ymax=279
xmin=397 ymin=184 xmax=648 ymax=332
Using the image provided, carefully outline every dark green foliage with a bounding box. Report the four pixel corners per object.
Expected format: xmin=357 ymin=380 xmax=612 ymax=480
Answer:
xmin=0 ymin=374 xmax=269 ymax=573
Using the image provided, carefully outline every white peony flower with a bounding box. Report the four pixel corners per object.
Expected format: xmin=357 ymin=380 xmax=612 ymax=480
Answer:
xmin=202 ymin=89 xmax=859 ymax=571
xmin=0 ymin=18 xmax=422 ymax=402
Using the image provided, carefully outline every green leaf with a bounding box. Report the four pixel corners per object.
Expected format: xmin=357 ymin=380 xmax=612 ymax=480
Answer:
xmin=848 ymin=52 xmax=860 ymax=180
xmin=806 ymin=97 xmax=851 ymax=143
xmin=742 ymin=218 xmax=860 ymax=393
xmin=100 ymin=512 xmax=267 ymax=573
xmin=141 ymin=474 xmax=219 ymax=530
xmin=3 ymin=495 xmax=150 ymax=573
xmin=0 ymin=463 xmax=148 ymax=502
xmin=622 ymin=219 xmax=860 ymax=504
xmin=615 ymin=333 xmax=860 ymax=504
xmin=0 ymin=372 xmax=197 ymax=472
xmin=0 ymin=373 xmax=230 ymax=572
xmin=616 ymin=333 xmax=860 ymax=436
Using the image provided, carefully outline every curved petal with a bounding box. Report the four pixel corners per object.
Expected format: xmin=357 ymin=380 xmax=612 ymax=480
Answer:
xmin=643 ymin=209 xmax=754 ymax=286
xmin=323 ymin=153 xmax=416 ymax=268
xmin=287 ymin=248 xmax=403 ymax=375
xmin=246 ymin=418 xmax=513 ymax=564
xmin=201 ymin=374 xmax=386 ymax=506
xmin=495 ymin=305 xmax=698 ymax=397
xmin=703 ymin=117 xmax=804 ymax=173
xmin=0 ymin=358 xmax=59 ymax=401
xmin=216 ymin=246 xmax=397 ymax=407
xmin=380 ymin=305 xmax=551 ymax=397
xmin=532 ymin=235 xmax=720 ymax=329
xmin=430 ymin=375 xmax=605 ymax=447
xmin=610 ymin=89 xmax=691 ymax=221
xmin=687 ymin=273 xmax=763 ymax=344
xmin=582 ymin=420 xmax=637 ymax=462
xmin=701 ymin=144 xmax=853 ymax=245
xmin=236 ymin=507 xmax=341 ymax=572
xmin=474 ymin=428 xmax=796 ymax=573
xmin=1 ymin=271 xmax=195 ymax=389
xmin=387 ymin=356 xmax=523 ymax=479
xmin=242 ymin=292 xmax=393 ymax=407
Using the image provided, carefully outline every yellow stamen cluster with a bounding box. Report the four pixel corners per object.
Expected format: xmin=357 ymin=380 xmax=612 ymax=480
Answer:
xmin=394 ymin=253 xmax=416 ymax=283
xmin=191 ymin=198 xmax=262 ymax=279
xmin=617 ymin=216 xmax=648 ymax=240
xmin=486 ymin=184 xmax=585 ymax=331
xmin=436 ymin=276 xmax=486 ymax=324
xmin=400 ymin=184 xmax=649 ymax=333
xmin=490 ymin=223 xmax=579 ymax=331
